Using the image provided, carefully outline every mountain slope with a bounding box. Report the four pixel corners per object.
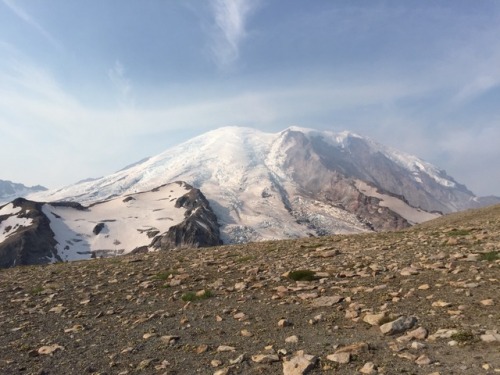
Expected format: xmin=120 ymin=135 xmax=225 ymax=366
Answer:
xmin=28 ymin=126 xmax=495 ymax=243
xmin=0 ymin=179 xmax=47 ymax=205
xmin=1 ymin=204 xmax=499 ymax=374
xmin=0 ymin=182 xmax=221 ymax=268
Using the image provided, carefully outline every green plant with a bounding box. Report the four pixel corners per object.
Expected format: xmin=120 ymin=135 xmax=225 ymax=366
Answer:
xmin=181 ymin=290 xmax=213 ymax=302
xmin=450 ymin=331 xmax=474 ymax=343
xmin=236 ymin=255 xmax=255 ymax=263
xmin=155 ymin=271 xmax=174 ymax=280
xmin=30 ymin=285 xmax=44 ymax=295
xmin=480 ymin=251 xmax=500 ymax=261
xmin=288 ymin=270 xmax=317 ymax=281
xmin=447 ymin=229 xmax=471 ymax=237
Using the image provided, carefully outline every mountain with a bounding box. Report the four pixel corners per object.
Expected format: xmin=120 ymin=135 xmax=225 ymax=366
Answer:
xmin=0 ymin=179 xmax=47 ymax=205
xmin=29 ymin=126 xmax=497 ymax=244
xmin=0 ymin=182 xmax=221 ymax=268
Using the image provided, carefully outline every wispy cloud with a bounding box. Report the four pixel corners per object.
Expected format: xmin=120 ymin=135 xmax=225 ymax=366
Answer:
xmin=108 ymin=60 xmax=134 ymax=107
xmin=209 ymin=0 xmax=259 ymax=68
xmin=2 ymin=0 xmax=62 ymax=50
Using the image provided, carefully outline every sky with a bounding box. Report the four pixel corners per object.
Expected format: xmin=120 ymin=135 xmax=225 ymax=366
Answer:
xmin=0 ymin=0 xmax=499 ymax=196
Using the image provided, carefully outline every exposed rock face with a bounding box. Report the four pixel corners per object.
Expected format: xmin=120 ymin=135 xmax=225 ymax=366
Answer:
xmin=0 ymin=182 xmax=222 ymax=268
xmin=0 ymin=198 xmax=58 ymax=268
xmin=151 ymin=185 xmax=222 ymax=250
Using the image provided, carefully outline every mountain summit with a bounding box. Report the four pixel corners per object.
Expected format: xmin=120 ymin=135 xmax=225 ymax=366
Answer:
xmin=28 ymin=126 xmax=497 ymax=243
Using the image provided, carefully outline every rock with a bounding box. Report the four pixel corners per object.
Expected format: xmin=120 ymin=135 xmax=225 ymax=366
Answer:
xmin=431 ymin=300 xmax=451 ymax=308
xmin=326 ymin=352 xmax=351 ymax=364
xmin=282 ymin=351 xmax=317 ymax=375
xmin=230 ymin=354 xmax=246 ymax=364
xmin=480 ymin=299 xmax=494 ymax=306
xmin=415 ymin=354 xmax=432 ymax=365
xmin=38 ymin=344 xmax=64 ymax=355
xmin=160 ymin=335 xmax=180 ymax=345
xmin=334 ymin=342 xmax=369 ymax=355
xmin=278 ymin=318 xmax=292 ymax=327
xmin=136 ymin=359 xmax=153 ymax=370
xmin=380 ymin=316 xmax=417 ymax=335
xmin=211 ymin=360 xmax=223 ymax=367
xmin=427 ymin=329 xmax=458 ymax=341
xmin=241 ymin=329 xmax=253 ymax=337
xmin=251 ymin=354 xmax=280 ymax=363
xmin=213 ymin=368 xmax=231 ymax=375
xmin=285 ymin=335 xmax=299 ymax=343
xmin=310 ymin=295 xmax=343 ymax=307
xmin=217 ymin=345 xmax=236 ymax=352
xmin=359 ymin=361 xmax=377 ymax=374
xmin=363 ymin=312 xmax=386 ymax=326
xmin=480 ymin=331 xmax=500 ymax=343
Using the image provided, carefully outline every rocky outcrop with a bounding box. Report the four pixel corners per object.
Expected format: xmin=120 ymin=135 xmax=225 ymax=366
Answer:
xmin=0 ymin=198 xmax=58 ymax=268
xmin=1 ymin=183 xmax=222 ymax=268
xmin=151 ymin=184 xmax=222 ymax=250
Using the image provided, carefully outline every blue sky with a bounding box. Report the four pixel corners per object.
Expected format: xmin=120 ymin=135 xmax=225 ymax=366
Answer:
xmin=0 ymin=1 xmax=499 ymax=196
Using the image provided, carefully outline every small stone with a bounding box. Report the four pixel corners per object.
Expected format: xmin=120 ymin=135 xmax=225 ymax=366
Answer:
xmin=38 ymin=344 xmax=64 ymax=355
xmin=363 ymin=312 xmax=386 ymax=326
xmin=278 ymin=318 xmax=292 ymax=327
xmin=480 ymin=299 xmax=494 ymax=306
xmin=196 ymin=344 xmax=209 ymax=354
xmin=283 ymin=351 xmax=317 ymax=375
xmin=230 ymin=354 xmax=246 ymax=364
xmin=234 ymin=282 xmax=247 ymax=291
xmin=211 ymin=360 xmax=223 ymax=367
xmin=217 ymin=345 xmax=236 ymax=352
xmin=398 ymin=353 xmax=417 ymax=361
xmin=415 ymin=355 xmax=432 ymax=365
xmin=143 ymin=332 xmax=157 ymax=340
xmin=407 ymin=327 xmax=428 ymax=340
xmin=380 ymin=316 xmax=417 ymax=335
xmin=240 ymin=329 xmax=253 ymax=337
xmin=326 ymin=352 xmax=350 ymax=364
xmin=334 ymin=342 xmax=369 ymax=355
xmin=160 ymin=335 xmax=180 ymax=345
xmin=432 ymin=300 xmax=451 ymax=308
xmin=411 ymin=341 xmax=426 ymax=350
xmin=310 ymin=295 xmax=343 ymax=307
xmin=213 ymin=368 xmax=230 ymax=375
xmin=359 ymin=361 xmax=377 ymax=374
xmin=251 ymin=354 xmax=280 ymax=363
xmin=64 ymin=325 xmax=84 ymax=333
xmin=285 ymin=335 xmax=299 ymax=343
xmin=136 ymin=359 xmax=152 ymax=370
xmin=418 ymin=284 xmax=430 ymax=290
xmin=233 ymin=312 xmax=248 ymax=321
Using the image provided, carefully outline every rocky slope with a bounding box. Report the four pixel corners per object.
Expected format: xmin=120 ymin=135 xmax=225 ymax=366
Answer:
xmin=0 ymin=182 xmax=221 ymax=268
xmin=0 ymin=180 xmax=47 ymax=205
xmin=29 ymin=126 xmax=497 ymax=244
xmin=1 ymin=204 xmax=498 ymax=374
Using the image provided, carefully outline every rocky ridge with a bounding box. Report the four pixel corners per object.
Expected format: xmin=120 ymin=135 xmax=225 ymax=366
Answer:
xmin=0 ymin=182 xmax=222 ymax=268
xmin=0 ymin=204 xmax=499 ymax=374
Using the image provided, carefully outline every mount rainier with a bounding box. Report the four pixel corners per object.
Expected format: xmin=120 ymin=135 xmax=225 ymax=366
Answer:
xmin=25 ymin=126 xmax=497 ymax=246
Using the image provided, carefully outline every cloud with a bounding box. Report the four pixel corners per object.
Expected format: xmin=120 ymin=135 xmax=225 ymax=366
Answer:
xmin=209 ymin=0 xmax=259 ymax=68
xmin=2 ymin=0 xmax=62 ymax=50
xmin=108 ymin=60 xmax=134 ymax=107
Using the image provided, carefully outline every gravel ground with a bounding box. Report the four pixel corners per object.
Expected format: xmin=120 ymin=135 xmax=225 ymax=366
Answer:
xmin=1 ymin=205 xmax=499 ymax=375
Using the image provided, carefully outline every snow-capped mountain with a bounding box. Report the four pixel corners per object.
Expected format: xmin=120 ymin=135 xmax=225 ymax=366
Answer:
xmin=28 ymin=126 xmax=493 ymax=244
xmin=0 ymin=179 xmax=47 ymax=205
xmin=0 ymin=182 xmax=221 ymax=268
